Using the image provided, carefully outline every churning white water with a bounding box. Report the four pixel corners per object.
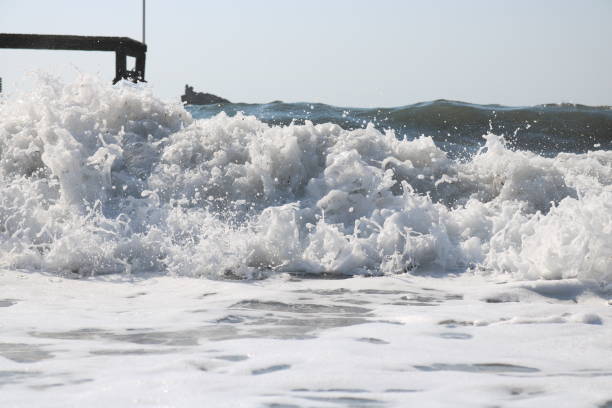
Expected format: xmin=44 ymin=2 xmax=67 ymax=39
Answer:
xmin=1 ymin=75 xmax=610 ymax=283
xmin=1 ymin=75 xmax=612 ymax=408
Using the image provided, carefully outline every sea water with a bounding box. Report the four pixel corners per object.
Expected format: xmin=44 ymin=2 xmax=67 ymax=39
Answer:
xmin=0 ymin=75 xmax=611 ymax=407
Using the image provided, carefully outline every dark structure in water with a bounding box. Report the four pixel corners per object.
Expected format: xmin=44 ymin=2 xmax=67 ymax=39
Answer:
xmin=0 ymin=33 xmax=147 ymax=84
xmin=181 ymin=85 xmax=230 ymax=105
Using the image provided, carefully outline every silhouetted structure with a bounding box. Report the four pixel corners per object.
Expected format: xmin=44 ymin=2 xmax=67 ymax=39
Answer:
xmin=181 ymin=84 xmax=230 ymax=105
xmin=0 ymin=33 xmax=147 ymax=84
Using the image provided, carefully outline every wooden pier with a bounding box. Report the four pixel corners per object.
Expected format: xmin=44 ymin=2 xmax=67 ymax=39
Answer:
xmin=0 ymin=33 xmax=147 ymax=84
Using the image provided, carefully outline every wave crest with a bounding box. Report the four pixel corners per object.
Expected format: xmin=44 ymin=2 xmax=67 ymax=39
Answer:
xmin=1 ymin=76 xmax=610 ymax=283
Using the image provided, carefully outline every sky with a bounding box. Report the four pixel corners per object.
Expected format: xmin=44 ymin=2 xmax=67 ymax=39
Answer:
xmin=1 ymin=0 xmax=611 ymax=107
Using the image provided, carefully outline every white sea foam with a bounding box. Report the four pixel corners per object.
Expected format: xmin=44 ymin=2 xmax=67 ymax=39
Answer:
xmin=1 ymin=75 xmax=611 ymax=283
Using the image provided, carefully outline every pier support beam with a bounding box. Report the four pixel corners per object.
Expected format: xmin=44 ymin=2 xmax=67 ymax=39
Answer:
xmin=0 ymin=33 xmax=147 ymax=84
xmin=114 ymin=49 xmax=127 ymax=85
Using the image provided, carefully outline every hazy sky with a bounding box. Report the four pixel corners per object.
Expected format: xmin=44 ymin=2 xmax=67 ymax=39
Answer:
xmin=1 ymin=0 xmax=611 ymax=107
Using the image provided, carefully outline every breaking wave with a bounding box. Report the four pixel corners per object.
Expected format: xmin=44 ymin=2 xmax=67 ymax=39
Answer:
xmin=1 ymin=75 xmax=611 ymax=283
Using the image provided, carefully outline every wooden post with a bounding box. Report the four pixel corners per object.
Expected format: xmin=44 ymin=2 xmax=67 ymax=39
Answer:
xmin=114 ymin=48 xmax=127 ymax=84
xmin=135 ymin=52 xmax=146 ymax=82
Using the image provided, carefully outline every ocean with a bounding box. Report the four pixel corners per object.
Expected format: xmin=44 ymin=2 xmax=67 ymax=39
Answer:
xmin=1 ymin=75 xmax=611 ymax=407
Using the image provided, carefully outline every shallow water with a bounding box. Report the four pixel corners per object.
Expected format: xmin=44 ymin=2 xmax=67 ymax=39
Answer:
xmin=1 ymin=271 xmax=610 ymax=407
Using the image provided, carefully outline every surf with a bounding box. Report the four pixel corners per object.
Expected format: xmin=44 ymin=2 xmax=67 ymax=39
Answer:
xmin=1 ymin=74 xmax=610 ymax=284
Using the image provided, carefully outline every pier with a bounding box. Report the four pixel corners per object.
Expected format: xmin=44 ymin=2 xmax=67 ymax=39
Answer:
xmin=0 ymin=33 xmax=147 ymax=84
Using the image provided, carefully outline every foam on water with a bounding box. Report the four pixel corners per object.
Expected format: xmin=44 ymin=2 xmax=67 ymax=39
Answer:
xmin=1 ymin=75 xmax=611 ymax=283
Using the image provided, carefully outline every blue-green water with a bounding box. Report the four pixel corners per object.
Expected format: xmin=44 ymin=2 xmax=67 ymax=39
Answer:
xmin=188 ymin=99 xmax=612 ymax=157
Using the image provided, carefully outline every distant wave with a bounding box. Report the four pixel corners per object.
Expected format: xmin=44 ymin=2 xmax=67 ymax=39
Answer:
xmin=190 ymin=99 xmax=612 ymax=156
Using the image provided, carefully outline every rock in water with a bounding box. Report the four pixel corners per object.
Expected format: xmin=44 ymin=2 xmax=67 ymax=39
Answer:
xmin=181 ymin=84 xmax=230 ymax=105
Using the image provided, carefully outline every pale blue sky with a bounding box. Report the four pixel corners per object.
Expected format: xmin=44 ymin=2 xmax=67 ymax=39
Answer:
xmin=1 ymin=0 xmax=611 ymax=107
